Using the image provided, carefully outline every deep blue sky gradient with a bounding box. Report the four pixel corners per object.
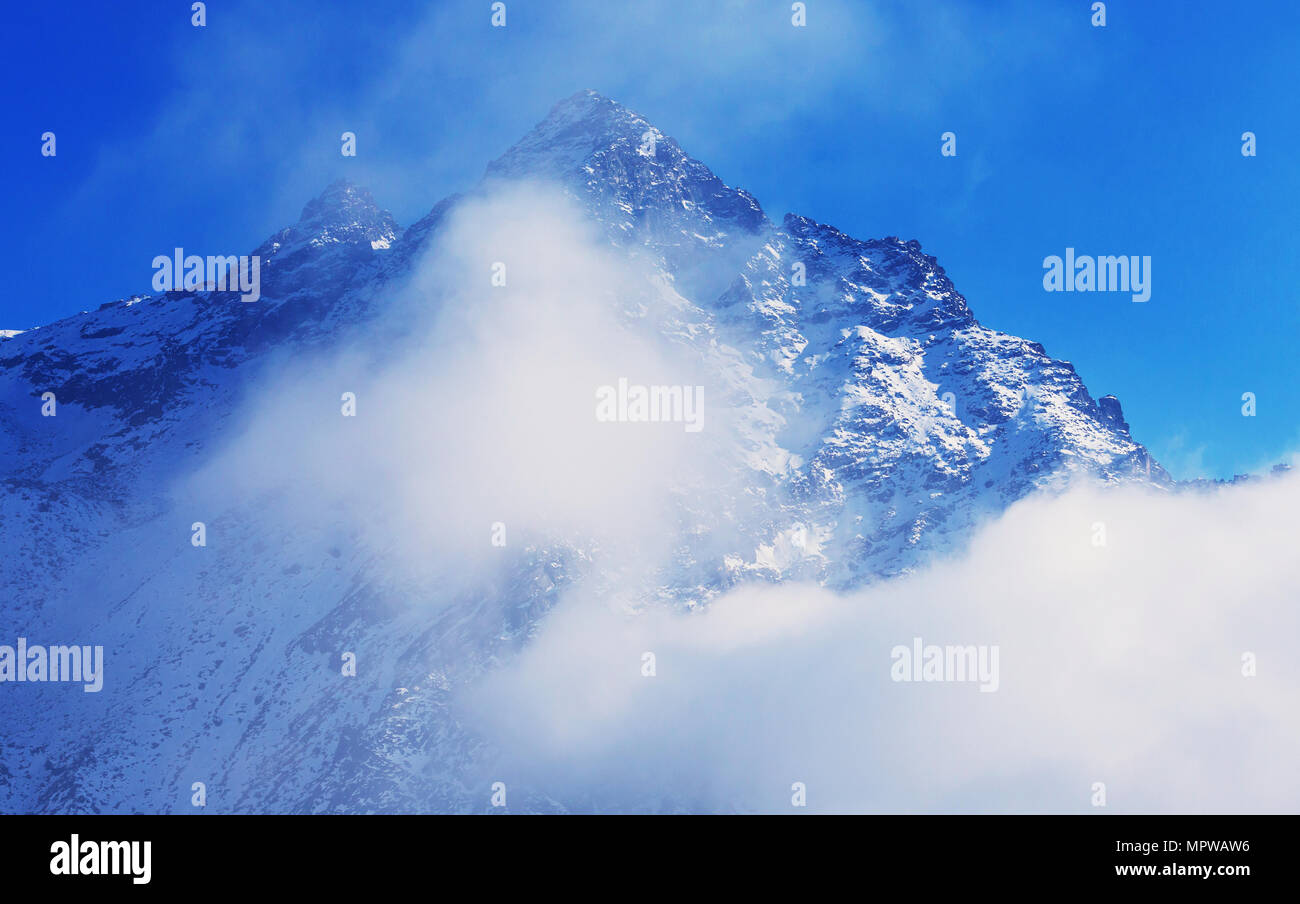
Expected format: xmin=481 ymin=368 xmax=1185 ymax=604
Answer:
xmin=4 ymin=0 xmax=1297 ymax=478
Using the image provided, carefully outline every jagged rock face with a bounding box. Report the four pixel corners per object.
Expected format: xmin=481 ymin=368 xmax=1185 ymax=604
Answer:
xmin=487 ymin=90 xmax=767 ymax=240
xmin=0 ymin=91 xmax=1167 ymax=813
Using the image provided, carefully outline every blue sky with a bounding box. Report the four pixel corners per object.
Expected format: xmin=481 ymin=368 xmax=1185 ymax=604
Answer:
xmin=4 ymin=0 xmax=1297 ymax=479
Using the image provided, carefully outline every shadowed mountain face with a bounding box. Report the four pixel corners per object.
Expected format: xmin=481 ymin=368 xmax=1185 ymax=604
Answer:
xmin=0 ymin=91 xmax=1166 ymax=814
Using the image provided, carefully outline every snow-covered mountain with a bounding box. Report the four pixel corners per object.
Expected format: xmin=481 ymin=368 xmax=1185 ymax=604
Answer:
xmin=0 ymin=91 xmax=1167 ymax=813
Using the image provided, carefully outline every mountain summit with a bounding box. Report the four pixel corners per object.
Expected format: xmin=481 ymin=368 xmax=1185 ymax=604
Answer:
xmin=487 ymin=90 xmax=767 ymax=254
xmin=0 ymin=92 xmax=1167 ymax=814
xmin=258 ymin=179 xmax=399 ymax=260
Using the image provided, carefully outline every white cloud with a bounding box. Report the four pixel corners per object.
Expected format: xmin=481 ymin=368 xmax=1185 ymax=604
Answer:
xmin=187 ymin=181 xmax=728 ymax=584
xmin=463 ymin=472 xmax=1300 ymax=813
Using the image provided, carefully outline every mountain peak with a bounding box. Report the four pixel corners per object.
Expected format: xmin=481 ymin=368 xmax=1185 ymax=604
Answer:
xmin=257 ymin=179 xmax=400 ymax=259
xmin=297 ymin=179 xmax=395 ymax=237
xmin=485 ymin=89 xmax=658 ymax=180
xmin=540 ymin=89 xmax=649 ymax=136
xmin=483 ymin=91 xmax=766 ymax=246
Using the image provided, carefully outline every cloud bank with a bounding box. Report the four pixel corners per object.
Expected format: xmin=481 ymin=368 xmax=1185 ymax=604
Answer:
xmin=187 ymin=181 xmax=729 ymax=587
xmin=464 ymin=472 xmax=1300 ymax=813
